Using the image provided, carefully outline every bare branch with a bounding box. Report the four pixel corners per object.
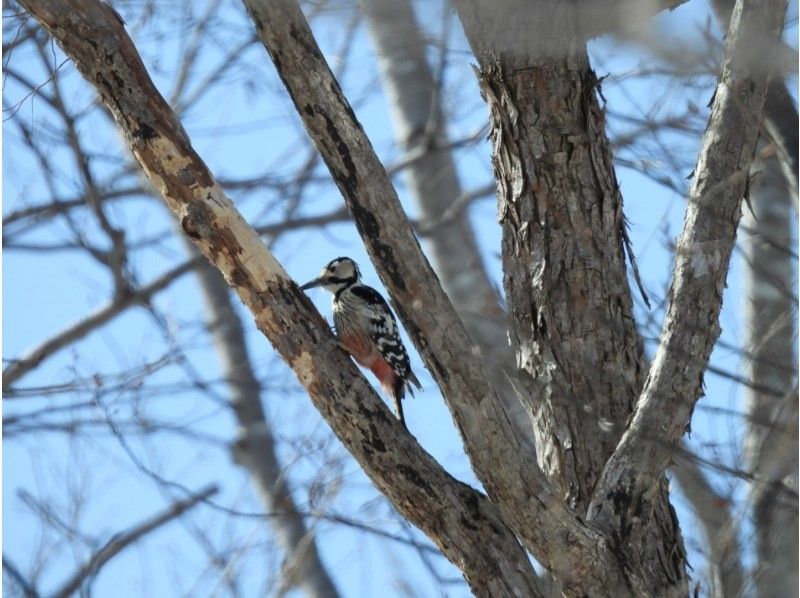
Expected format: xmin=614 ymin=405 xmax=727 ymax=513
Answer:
xmin=239 ymin=2 xmax=637 ymax=593
xmin=454 ymin=0 xmax=689 ymax=590
xmin=710 ymin=0 xmax=799 ymax=203
xmin=190 ymin=241 xmax=340 ymax=598
xmin=672 ymin=449 xmax=744 ymax=598
xmin=51 ymin=485 xmax=219 ymax=598
xmin=16 ymin=2 xmax=544 ymax=594
xmin=3 ymin=556 xmax=40 ymax=598
xmin=360 ymin=0 xmax=533 ymax=449
xmin=588 ymin=0 xmax=788 ymax=537
xmin=575 ymin=0 xmax=689 ymax=40
xmin=2 ymin=258 xmax=200 ymax=390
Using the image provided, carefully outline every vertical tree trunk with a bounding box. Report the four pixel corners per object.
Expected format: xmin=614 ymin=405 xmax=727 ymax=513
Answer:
xmin=742 ymin=150 xmax=798 ymax=598
xmin=189 ymin=241 xmax=341 ymax=598
xmin=455 ymin=2 xmax=688 ymax=593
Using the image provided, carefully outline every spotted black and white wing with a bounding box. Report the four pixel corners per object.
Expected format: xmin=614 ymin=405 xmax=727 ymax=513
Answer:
xmin=348 ymin=285 xmax=421 ymax=395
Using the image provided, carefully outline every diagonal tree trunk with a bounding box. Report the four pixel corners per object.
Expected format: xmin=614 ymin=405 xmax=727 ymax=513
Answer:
xmin=360 ymin=0 xmax=532 ymax=447
xmin=683 ymin=3 xmax=797 ymax=594
xmin=187 ymin=240 xmax=340 ymax=598
xmin=711 ymin=0 xmax=798 ymax=198
xmin=712 ymin=4 xmax=798 ymax=592
xmin=587 ymin=0 xmax=786 ymax=592
xmin=19 ymin=0 xmax=789 ymax=594
xmin=239 ymin=3 xmax=650 ymax=594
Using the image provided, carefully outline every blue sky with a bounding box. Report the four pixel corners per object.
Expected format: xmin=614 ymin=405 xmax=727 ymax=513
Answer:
xmin=3 ymin=0 xmax=797 ymax=595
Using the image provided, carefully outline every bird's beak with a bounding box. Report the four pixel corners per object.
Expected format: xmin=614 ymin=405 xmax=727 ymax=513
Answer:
xmin=300 ymin=277 xmax=323 ymax=291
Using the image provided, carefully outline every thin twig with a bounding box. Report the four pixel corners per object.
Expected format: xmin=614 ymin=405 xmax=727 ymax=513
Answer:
xmin=51 ymin=485 xmax=218 ymax=598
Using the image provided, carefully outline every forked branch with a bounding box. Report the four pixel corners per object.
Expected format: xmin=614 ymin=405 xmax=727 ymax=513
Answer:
xmin=588 ymin=0 xmax=788 ymax=533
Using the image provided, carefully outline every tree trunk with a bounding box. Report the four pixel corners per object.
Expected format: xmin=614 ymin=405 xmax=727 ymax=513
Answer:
xmin=586 ymin=0 xmax=785 ymax=593
xmin=455 ymin=2 xmax=688 ymax=593
xmin=241 ymin=3 xmax=646 ymax=594
xmin=18 ymin=0 xmax=789 ymax=595
xmin=17 ymin=2 xmax=546 ymax=594
xmin=742 ymin=150 xmax=798 ymax=598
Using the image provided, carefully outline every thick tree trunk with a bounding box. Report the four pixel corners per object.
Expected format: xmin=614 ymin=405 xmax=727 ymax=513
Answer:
xmin=239 ymin=3 xmax=637 ymax=594
xmin=455 ymin=2 xmax=688 ymax=594
xmin=189 ymin=242 xmax=340 ymax=598
xmin=20 ymin=0 xmax=789 ymax=595
xmin=742 ymin=151 xmax=798 ymax=598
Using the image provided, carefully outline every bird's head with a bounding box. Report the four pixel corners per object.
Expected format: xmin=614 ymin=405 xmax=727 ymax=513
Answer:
xmin=300 ymin=256 xmax=361 ymax=294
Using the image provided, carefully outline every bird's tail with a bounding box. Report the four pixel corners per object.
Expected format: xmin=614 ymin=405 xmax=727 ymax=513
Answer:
xmin=405 ymin=369 xmax=422 ymax=398
xmin=389 ymin=376 xmax=408 ymax=430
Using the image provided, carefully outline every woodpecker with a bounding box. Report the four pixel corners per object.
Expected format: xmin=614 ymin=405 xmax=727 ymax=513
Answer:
xmin=300 ymin=257 xmax=421 ymax=428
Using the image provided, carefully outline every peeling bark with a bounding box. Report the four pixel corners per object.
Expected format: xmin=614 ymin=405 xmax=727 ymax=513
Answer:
xmin=17 ymin=1 xmax=545 ymax=595
xmin=240 ymin=2 xmax=643 ymax=594
xmin=455 ymin=1 xmax=687 ymax=593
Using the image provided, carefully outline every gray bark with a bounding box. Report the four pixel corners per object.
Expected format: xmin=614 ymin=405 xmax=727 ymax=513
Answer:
xmin=711 ymin=0 xmax=799 ymax=203
xmin=17 ymin=2 xmax=545 ymax=595
xmin=21 ymin=0 xmax=790 ymax=595
xmin=742 ymin=151 xmax=798 ymax=598
xmin=455 ymin=1 xmax=687 ymax=593
xmin=189 ymin=241 xmax=340 ymax=598
xmin=359 ymin=0 xmax=532 ymax=448
xmin=240 ymin=2 xmax=638 ymax=594
xmin=684 ymin=3 xmax=798 ymax=594
xmin=587 ymin=0 xmax=787 ymax=579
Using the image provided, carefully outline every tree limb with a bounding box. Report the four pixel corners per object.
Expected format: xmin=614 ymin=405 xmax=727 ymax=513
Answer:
xmin=17 ymin=2 xmax=545 ymax=594
xmin=2 ymin=556 xmax=40 ymax=598
xmin=2 ymin=258 xmax=200 ymax=390
xmin=588 ymin=0 xmax=788 ymax=538
xmin=190 ymin=241 xmax=340 ymax=598
xmin=453 ymin=0 xmax=691 ymax=591
xmin=239 ymin=2 xmax=640 ymax=593
xmin=671 ymin=448 xmax=744 ymax=598
xmin=710 ymin=0 xmax=799 ymax=204
xmin=360 ymin=0 xmax=533 ymax=447
xmin=2 ymin=208 xmax=353 ymax=390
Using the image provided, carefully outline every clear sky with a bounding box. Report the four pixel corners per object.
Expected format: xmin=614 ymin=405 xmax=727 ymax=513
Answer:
xmin=3 ymin=0 xmax=797 ymax=596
